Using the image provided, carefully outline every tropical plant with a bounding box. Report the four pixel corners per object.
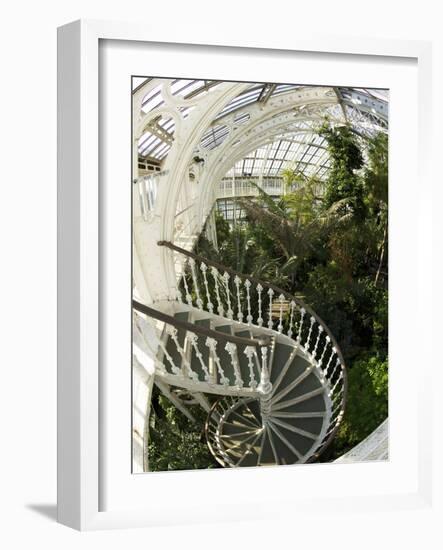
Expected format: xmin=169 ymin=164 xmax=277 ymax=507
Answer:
xmin=156 ymin=124 xmax=389 ymax=466
xmin=148 ymin=386 xmax=218 ymax=471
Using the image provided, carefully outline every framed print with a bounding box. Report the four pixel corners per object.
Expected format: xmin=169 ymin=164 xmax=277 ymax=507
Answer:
xmin=57 ymin=19 xmax=434 ymax=531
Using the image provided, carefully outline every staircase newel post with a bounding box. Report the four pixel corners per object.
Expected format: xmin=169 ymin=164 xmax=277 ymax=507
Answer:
xmin=258 ymin=346 xmax=272 ymax=423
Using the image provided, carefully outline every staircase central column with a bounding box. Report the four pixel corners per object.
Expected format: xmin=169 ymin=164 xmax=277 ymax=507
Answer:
xmin=257 ymin=346 xmax=272 ymax=425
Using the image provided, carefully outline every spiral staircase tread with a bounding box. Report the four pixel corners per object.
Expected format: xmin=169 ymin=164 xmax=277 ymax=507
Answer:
xmin=236 ymin=447 xmax=261 ymax=468
xmin=243 ymin=401 xmax=262 ymax=424
xmin=218 ymin=429 xmax=259 ymax=440
xmin=258 ymin=429 xmax=276 ymax=465
xmin=268 ymin=416 xmax=318 ymax=440
xmin=270 ymin=360 xmax=313 ymax=402
xmin=228 ymin=409 xmax=260 ymax=429
xmin=273 ymin=370 xmax=323 ymax=406
xmin=269 ymin=348 xmax=299 ymax=396
xmin=265 ymin=425 xmax=280 ymax=464
xmin=270 ymin=410 xmax=326 ymax=419
xmin=280 ymin=415 xmax=324 ymax=434
xmin=267 ymin=343 xmax=294 ymax=384
xmin=267 ymin=420 xmax=304 ymax=461
xmin=271 ymin=387 xmax=326 ymax=412
xmin=149 ymin=296 xmax=343 ymax=467
xmin=221 ymin=431 xmax=260 ymax=455
xmin=282 ymin=394 xmax=326 ymax=413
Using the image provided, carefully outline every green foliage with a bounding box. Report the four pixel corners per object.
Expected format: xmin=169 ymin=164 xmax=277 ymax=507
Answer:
xmin=148 ymin=387 xmax=218 ymax=472
xmin=152 ymin=124 xmax=389 ymax=468
xmin=320 ymin=124 xmax=367 ymax=221
xmin=196 ymin=125 xmax=389 ymax=459
xmin=365 ymin=132 xmax=388 ymax=208
xmin=332 ymin=354 xmax=388 ymax=456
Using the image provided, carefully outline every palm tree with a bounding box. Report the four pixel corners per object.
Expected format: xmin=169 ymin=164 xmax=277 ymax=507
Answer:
xmin=237 ymin=176 xmax=345 ymax=286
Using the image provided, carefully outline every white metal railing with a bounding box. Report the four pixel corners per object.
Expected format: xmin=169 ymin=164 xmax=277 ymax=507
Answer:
xmin=217 ymin=177 xmax=284 ymax=199
xmin=133 ymin=299 xmax=272 ymax=398
xmin=157 ymin=240 xmax=347 ymax=457
xmin=135 ymin=170 xmax=169 ymax=221
xmin=216 ymin=177 xmax=325 ymax=202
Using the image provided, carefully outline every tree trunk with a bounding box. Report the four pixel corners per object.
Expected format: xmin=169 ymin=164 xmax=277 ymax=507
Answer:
xmin=375 ymin=221 xmax=387 ymax=286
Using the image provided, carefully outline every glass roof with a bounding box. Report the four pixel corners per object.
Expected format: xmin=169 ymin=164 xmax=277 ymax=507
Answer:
xmin=224 ymin=132 xmax=331 ymax=180
xmin=133 ymin=78 xmax=388 ymax=182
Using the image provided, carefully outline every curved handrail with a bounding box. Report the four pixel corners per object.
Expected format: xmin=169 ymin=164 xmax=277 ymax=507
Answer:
xmin=157 ymin=240 xmax=346 ymax=367
xmin=157 ymin=239 xmax=348 ymax=460
xmin=133 ymin=300 xmax=272 ymax=348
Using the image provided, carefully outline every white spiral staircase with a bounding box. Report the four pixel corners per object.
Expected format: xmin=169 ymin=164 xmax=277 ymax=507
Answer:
xmin=133 ymin=241 xmax=347 ymax=468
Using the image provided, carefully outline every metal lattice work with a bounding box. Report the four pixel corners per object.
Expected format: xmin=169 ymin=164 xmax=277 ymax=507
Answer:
xmin=133 ymin=78 xmax=387 ymax=172
xmin=132 ymin=78 xmax=388 ymax=243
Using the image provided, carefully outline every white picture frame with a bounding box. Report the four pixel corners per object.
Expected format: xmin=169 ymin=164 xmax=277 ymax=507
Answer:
xmin=57 ymin=19 xmax=435 ymax=531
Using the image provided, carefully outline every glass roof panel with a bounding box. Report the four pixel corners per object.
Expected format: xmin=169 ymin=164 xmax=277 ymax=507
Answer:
xmin=134 ymin=78 xmax=388 ymax=168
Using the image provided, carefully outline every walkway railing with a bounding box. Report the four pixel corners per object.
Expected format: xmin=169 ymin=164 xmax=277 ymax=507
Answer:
xmin=217 ymin=177 xmax=284 ymax=199
xmin=157 ymin=240 xmax=347 ymax=459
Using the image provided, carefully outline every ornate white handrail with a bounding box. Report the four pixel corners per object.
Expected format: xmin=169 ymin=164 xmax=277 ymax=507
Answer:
xmin=133 ymin=300 xmax=271 ymax=397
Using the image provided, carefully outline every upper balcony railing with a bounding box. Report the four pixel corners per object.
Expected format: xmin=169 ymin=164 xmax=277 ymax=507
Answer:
xmin=217 ymin=177 xmax=284 ymax=199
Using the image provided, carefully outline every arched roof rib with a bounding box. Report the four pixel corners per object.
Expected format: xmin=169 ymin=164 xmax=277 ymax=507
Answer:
xmin=133 ymin=78 xmax=388 ymax=184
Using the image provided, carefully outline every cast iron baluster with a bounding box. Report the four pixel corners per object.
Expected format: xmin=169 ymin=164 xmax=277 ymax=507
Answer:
xmin=234 ymin=275 xmax=243 ymax=322
xmin=305 ymin=316 xmax=315 ymax=353
xmin=319 ymin=334 xmax=330 ymax=367
xmin=167 ymin=325 xmax=199 ymax=381
xmin=222 ymin=271 xmax=234 ymax=320
xmin=205 ymin=337 xmax=229 ymax=385
xmin=312 ymin=325 xmax=323 ymax=359
xmin=165 ymin=325 xmax=185 ymax=376
xmin=245 ymin=279 xmax=253 ymax=325
xmin=256 ymin=283 xmax=263 ymax=327
xmin=267 ymin=288 xmax=274 ymax=329
xmin=225 ymin=342 xmax=244 ymax=388
xmin=325 ymin=348 xmax=338 ymax=379
xmin=187 ymin=332 xmax=211 ymax=382
xmin=244 ymin=346 xmax=258 ymax=390
xmin=211 ymin=266 xmax=224 ymax=316
xmin=277 ymin=294 xmax=285 ymax=333
xmin=330 ymin=369 xmax=344 ymax=396
xmin=287 ymin=300 xmax=296 ymax=338
xmin=189 ymin=257 xmax=203 ymax=310
xmin=200 ymin=262 xmax=214 ymax=314
xmin=181 ymin=258 xmax=193 ymax=307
